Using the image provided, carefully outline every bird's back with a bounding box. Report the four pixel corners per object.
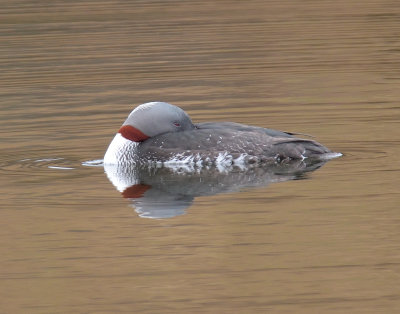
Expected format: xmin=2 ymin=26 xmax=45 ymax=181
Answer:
xmin=137 ymin=122 xmax=331 ymax=164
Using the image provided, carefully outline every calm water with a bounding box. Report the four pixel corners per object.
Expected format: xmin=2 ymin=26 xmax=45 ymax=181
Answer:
xmin=1 ymin=0 xmax=400 ymax=313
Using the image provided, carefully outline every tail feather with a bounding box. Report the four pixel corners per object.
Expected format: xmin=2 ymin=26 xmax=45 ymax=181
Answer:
xmin=272 ymin=138 xmax=331 ymax=160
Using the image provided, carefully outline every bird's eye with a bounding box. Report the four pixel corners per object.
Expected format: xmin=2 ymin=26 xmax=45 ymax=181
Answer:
xmin=173 ymin=122 xmax=181 ymax=127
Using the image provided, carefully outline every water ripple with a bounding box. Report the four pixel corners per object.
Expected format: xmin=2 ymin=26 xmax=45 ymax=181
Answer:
xmin=0 ymin=156 xmax=79 ymax=174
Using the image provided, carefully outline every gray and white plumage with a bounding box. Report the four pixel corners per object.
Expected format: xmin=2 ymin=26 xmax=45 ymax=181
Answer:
xmin=104 ymin=101 xmax=340 ymax=166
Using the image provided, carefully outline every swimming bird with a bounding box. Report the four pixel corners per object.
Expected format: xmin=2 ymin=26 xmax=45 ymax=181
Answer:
xmin=104 ymin=102 xmax=340 ymax=166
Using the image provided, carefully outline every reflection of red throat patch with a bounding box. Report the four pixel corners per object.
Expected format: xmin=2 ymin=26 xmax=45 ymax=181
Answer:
xmin=122 ymin=184 xmax=151 ymax=198
xmin=118 ymin=125 xmax=149 ymax=142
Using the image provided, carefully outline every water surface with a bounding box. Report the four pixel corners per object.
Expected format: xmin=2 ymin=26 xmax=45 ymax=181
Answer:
xmin=1 ymin=0 xmax=400 ymax=313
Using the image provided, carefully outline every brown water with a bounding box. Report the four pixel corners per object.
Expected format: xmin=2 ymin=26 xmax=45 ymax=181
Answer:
xmin=1 ymin=0 xmax=400 ymax=313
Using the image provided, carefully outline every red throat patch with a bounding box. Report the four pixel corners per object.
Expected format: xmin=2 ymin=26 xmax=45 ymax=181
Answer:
xmin=118 ymin=125 xmax=150 ymax=142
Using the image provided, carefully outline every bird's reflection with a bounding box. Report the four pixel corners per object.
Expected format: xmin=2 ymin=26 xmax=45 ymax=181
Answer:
xmin=104 ymin=159 xmax=327 ymax=219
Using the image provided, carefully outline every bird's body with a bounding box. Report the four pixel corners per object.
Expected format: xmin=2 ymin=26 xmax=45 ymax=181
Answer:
xmin=104 ymin=102 xmax=340 ymax=166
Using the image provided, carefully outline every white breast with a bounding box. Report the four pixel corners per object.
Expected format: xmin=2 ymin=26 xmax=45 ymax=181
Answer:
xmin=103 ymin=133 xmax=139 ymax=165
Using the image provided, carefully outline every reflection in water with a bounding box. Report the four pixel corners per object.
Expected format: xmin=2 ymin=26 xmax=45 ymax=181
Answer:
xmin=104 ymin=159 xmax=327 ymax=219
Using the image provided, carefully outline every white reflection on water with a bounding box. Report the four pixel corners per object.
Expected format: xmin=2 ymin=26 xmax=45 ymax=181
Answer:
xmin=102 ymin=159 xmax=329 ymax=219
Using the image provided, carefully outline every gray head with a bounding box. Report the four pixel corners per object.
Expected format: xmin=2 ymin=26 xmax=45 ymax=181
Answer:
xmin=119 ymin=102 xmax=195 ymax=142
